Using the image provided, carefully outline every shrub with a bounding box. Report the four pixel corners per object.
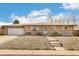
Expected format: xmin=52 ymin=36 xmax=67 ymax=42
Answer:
xmin=67 ymin=49 xmax=75 ymax=50
xmin=51 ymin=32 xmax=62 ymax=36
xmin=25 ymin=32 xmax=31 ymax=35
xmin=73 ymin=31 xmax=79 ymax=36
xmin=34 ymin=32 xmax=43 ymax=36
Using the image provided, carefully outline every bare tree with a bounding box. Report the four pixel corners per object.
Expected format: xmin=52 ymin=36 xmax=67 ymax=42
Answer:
xmin=47 ymin=16 xmax=53 ymax=23
xmin=65 ymin=14 xmax=76 ymax=24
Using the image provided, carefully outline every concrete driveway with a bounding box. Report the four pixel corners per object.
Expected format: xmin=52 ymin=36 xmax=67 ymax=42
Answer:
xmin=0 ymin=36 xmax=18 ymax=44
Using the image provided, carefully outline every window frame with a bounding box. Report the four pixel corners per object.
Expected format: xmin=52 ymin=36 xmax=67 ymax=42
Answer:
xmin=31 ymin=25 xmax=38 ymax=31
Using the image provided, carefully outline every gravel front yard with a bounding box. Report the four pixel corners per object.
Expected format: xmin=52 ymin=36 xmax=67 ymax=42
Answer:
xmin=0 ymin=36 xmax=54 ymax=50
xmin=0 ymin=36 xmax=79 ymax=50
xmin=52 ymin=37 xmax=79 ymax=50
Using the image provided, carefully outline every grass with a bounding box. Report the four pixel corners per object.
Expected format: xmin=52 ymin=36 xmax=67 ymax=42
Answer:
xmin=0 ymin=36 xmax=79 ymax=51
xmin=0 ymin=36 xmax=54 ymax=50
xmin=53 ymin=37 xmax=79 ymax=50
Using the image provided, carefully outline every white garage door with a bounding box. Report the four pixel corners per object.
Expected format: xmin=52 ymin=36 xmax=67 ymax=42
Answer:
xmin=8 ymin=28 xmax=24 ymax=35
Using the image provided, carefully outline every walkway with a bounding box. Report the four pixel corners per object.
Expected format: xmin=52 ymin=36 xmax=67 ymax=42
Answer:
xmin=46 ymin=37 xmax=65 ymax=51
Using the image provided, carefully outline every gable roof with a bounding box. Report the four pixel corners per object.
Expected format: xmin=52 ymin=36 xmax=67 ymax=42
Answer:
xmin=2 ymin=23 xmax=77 ymax=27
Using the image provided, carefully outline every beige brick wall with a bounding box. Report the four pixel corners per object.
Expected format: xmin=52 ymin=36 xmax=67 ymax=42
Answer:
xmin=37 ymin=25 xmax=73 ymax=35
xmin=37 ymin=25 xmax=48 ymax=32
xmin=55 ymin=26 xmax=74 ymax=35
xmin=37 ymin=25 xmax=54 ymax=34
xmin=3 ymin=27 xmax=8 ymax=35
xmin=24 ymin=25 xmax=74 ymax=35
xmin=24 ymin=25 xmax=31 ymax=32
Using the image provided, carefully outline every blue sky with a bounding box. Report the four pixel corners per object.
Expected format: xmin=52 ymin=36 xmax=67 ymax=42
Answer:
xmin=0 ymin=3 xmax=79 ymax=24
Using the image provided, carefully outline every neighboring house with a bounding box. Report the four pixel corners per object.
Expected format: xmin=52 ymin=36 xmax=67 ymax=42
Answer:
xmin=0 ymin=26 xmax=3 ymax=35
xmin=73 ymin=26 xmax=79 ymax=35
xmin=2 ymin=23 xmax=77 ymax=36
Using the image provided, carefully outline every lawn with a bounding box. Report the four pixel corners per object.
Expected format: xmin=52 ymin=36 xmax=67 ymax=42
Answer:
xmin=53 ymin=37 xmax=79 ymax=50
xmin=0 ymin=36 xmax=54 ymax=50
xmin=0 ymin=36 xmax=79 ymax=50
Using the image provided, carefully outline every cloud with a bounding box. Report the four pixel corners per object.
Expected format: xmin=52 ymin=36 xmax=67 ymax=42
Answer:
xmin=53 ymin=13 xmax=64 ymax=20
xmin=11 ymin=14 xmax=31 ymax=23
xmin=28 ymin=8 xmax=51 ymax=17
xmin=53 ymin=13 xmax=67 ymax=21
xmin=52 ymin=13 xmax=77 ymax=24
xmin=30 ymin=16 xmax=50 ymax=23
xmin=0 ymin=22 xmax=12 ymax=26
xmin=75 ymin=15 xmax=79 ymax=24
xmin=10 ymin=8 xmax=78 ymax=25
xmin=11 ymin=8 xmax=52 ymax=23
xmin=61 ymin=3 xmax=79 ymax=10
xmin=52 ymin=13 xmax=65 ymax=24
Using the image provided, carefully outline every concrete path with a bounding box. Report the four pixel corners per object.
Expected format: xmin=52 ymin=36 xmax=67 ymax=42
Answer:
xmin=46 ymin=37 xmax=65 ymax=51
xmin=47 ymin=37 xmax=57 ymax=40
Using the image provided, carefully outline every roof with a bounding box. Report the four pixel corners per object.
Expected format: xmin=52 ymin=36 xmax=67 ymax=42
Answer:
xmin=2 ymin=23 xmax=77 ymax=27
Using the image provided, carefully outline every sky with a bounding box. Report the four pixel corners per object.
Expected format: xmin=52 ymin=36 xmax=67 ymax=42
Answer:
xmin=0 ymin=3 xmax=79 ymax=25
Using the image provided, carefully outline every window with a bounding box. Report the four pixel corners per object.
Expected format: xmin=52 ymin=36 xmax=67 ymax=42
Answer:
xmin=32 ymin=25 xmax=37 ymax=31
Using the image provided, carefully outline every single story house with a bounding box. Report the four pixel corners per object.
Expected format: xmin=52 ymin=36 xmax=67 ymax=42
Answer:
xmin=1 ymin=23 xmax=77 ymax=36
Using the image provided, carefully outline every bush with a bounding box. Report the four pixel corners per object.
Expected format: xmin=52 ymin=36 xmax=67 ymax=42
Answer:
xmin=34 ymin=32 xmax=43 ymax=36
xmin=50 ymin=32 xmax=62 ymax=36
xmin=25 ymin=32 xmax=31 ymax=35
xmin=73 ymin=31 xmax=79 ymax=36
xmin=67 ymin=49 xmax=75 ymax=50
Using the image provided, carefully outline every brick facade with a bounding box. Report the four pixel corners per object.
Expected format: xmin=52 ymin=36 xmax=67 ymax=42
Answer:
xmin=2 ymin=24 xmax=75 ymax=36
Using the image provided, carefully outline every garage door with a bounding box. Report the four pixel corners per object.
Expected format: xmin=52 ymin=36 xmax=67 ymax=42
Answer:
xmin=8 ymin=28 xmax=24 ymax=35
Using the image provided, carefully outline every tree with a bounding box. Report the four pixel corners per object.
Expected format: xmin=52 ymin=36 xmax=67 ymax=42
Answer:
xmin=66 ymin=14 xmax=76 ymax=24
xmin=13 ymin=20 xmax=19 ymax=24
